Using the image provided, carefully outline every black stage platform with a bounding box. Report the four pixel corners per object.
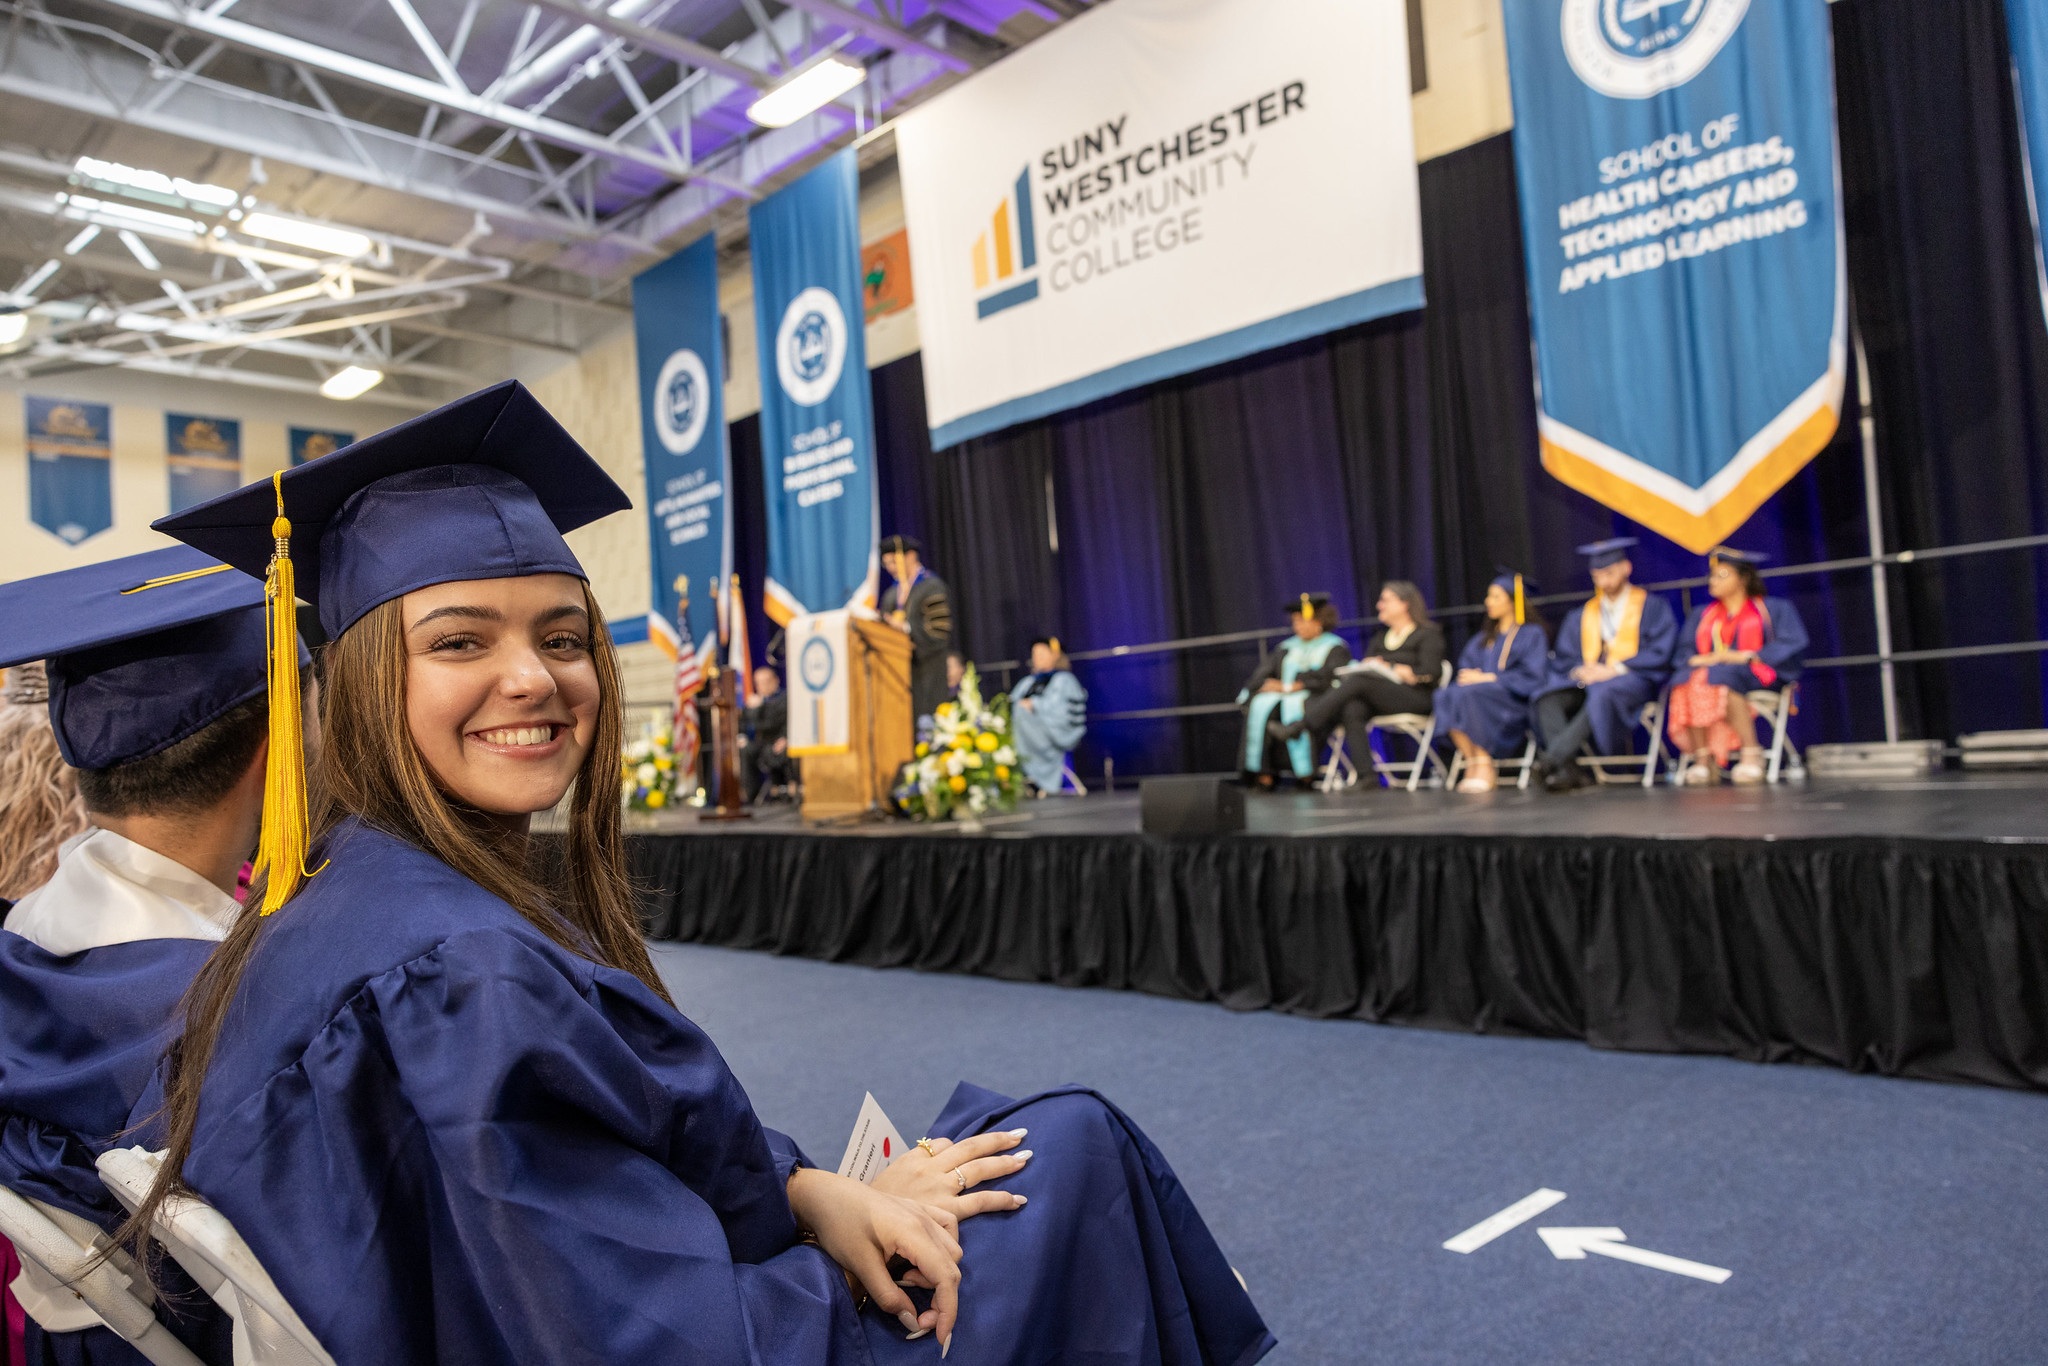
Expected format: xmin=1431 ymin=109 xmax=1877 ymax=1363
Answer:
xmin=626 ymin=774 xmax=2048 ymax=1092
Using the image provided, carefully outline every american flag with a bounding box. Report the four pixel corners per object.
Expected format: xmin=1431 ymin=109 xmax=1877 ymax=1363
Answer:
xmin=672 ymin=582 xmax=702 ymax=787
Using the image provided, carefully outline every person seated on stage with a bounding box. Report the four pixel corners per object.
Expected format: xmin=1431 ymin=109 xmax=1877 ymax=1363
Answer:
xmin=945 ymin=648 xmax=967 ymax=700
xmin=1667 ymin=546 xmax=1810 ymax=785
xmin=742 ymin=664 xmax=796 ymax=800
xmin=135 ymin=382 xmax=1274 ymax=1366
xmin=1009 ymin=637 xmax=1088 ymax=794
xmin=0 ymin=546 xmax=315 ymax=1366
xmin=1238 ymin=594 xmax=1351 ymax=786
xmin=0 ymin=663 xmax=88 ymax=902
xmin=1533 ymin=537 xmax=1679 ymax=793
xmin=1435 ymin=570 xmax=1550 ymax=793
xmin=881 ymin=533 xmax=955 ymax=724
xmin=1274 ymin=581 xmax=1446 ymax=750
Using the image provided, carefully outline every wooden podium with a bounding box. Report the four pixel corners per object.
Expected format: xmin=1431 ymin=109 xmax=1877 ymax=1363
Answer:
xmin=800 ymin=617 xmax=914 ymax=822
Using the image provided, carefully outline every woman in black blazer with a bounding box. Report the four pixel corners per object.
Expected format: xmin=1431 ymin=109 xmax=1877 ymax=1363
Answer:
xmin=1273 ymin=581 xmax=1446 ymax=744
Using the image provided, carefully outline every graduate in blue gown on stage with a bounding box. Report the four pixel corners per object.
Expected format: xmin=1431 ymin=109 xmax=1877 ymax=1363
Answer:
xmin=1434 ymin=570 xmax=1550 ymax=793
xmin=1531 ymin=538 xmax=1679 ymax=791
xmin=1238 ymin=594 xmax=1350 ymax=784
xmin=1007 ymin=637 xmax=1087 ymax=793
xmin=0 ymin=546 xmax=307 ymax=1366
xmin=131 ymin=381 xmax=1273 ymax=1366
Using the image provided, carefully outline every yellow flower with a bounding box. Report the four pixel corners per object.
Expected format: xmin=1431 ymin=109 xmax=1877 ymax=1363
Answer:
xmin=948 ymin=774 xmax=967 ymax=793
xmin=645 ymin=789 xmax=667 ymax=808
xmin=937 ymin=702 xmax=956 ymax=718
xmin=915 ymin=742 xmax=929 ymax=757
xmin=950 ymin=734 xmax=971 ymax=750
xmin=996 ymin=764 xmax=1009 ymax=780
xmin=654 ymin=756 xmax=672 ymax=770
xmin=966 ymin=753 xmax=983 ymax=769
xmin=975 ymin=731 xmax=999 ymax=752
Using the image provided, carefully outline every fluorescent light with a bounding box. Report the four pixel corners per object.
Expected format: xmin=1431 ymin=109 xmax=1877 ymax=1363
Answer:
xmin=240 ymin=213 xmax=372 ymax=258
xmin=116 ymin=230 xmax=162 ymax=272
xmin=73 ymin=156 xmax=237 ymax=208
xmin=63 ymin=194 xmax=203 ymax=240
xmin=747 ymin=55 xmax=865 ymax=128
xmin=0 ymin=313 xmax=26 ymax=345
xmin=63 ymin=225 xmax=100 ymax=255
xmin=320 ymin=365 xmax=384 ymax=400
xmin=114 ymin=312 xmax=174 ymax=333
xmin=18 ymin=258 xmax=60 ymax=297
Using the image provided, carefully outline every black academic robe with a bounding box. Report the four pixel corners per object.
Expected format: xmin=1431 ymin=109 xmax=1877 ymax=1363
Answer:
xmin=890 ymin=572 xmax=954 ymax=721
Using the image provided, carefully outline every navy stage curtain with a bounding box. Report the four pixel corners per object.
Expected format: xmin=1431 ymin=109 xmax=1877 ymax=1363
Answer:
xmin=712 ymin=0 xmax=2048 ymax=771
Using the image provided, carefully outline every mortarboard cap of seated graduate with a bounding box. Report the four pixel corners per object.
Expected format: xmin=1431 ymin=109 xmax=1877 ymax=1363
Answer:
xmin=1575 ymin=537 xmax=1639 ymax=570
xmin=1490 ymin=567 xmax=1538 ymax=624
xmin=0 ymin=544 xmax=298 ymax=770
xmin=154 ymin=379 xmax=632 ymax=639
xmin=1284 ymin=592 xmax=1334 ymax=617
xmin=1708 ymin=545 xmax=1769 ymax=567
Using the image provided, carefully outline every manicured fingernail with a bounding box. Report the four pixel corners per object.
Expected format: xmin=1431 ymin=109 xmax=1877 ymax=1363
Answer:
xmin=899 ymin=1311 xmax=921 ymax=1333
xmin=1009 ymin=1128 xmax=1028 ymax=1138
xmin=942 ymin=1335 xmax=952 ymax=1357
xmin=905 ymin=1327 xmax=931 ymax=1341
xmin=1014 ymin=1194 xmax=1029 ymax=1205
xmin=1015 ymin=1149 xmax=1033 ymax=1160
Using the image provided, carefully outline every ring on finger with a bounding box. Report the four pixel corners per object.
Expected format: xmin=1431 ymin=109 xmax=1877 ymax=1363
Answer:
xmin=953 ymin=1168 xmax=967 ymax=1194
xmin=916 ymin=1137 xmax=939 ymax=1158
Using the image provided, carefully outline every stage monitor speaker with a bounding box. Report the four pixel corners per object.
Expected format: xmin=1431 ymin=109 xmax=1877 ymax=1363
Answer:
xmin=1139 ymin=775 xmax=1244 ymax=836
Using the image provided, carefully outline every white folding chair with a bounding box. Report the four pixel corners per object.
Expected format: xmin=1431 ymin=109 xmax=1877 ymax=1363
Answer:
xmin=0 ymin=1185 xmax=204 ymax=1366
xmin=1317 ymin=728 xmax=1361 ymax=792
xmin=1443 ymin=734 xmax=1541 ymax=792
xmin=1364 ymin=661 xmax=1454 ymax=793
xmin=1747 ymin=685 xmax=1804 ymax=782
xmin=1057 ymin=758 xmax=1087 ymax=796
xmin=1578 ymin=693 xmax=1672 ymax=788
xmin=98 ymin=1148 xmax=335 ymax=1366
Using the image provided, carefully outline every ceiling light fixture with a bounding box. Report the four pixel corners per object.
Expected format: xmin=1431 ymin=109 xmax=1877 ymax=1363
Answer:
xmin=320 ymin=365 xmax=385 ymax=400
xmin=116 ymin=230 xmax=162 ymax=272
xmin=240 ymin=213 xmax=372 ymax=258
xmin=63 ymin=225 xmax=100 ymax=255
xmin=0 ymin=312 xmax=27 ymax=346
xmin=72 ymin=157 xmax=238 ymax=209
xmin=747 ymin=54 xmax=866 ymax=128
xmin=62 ymin=195 xmax=203 ymax=241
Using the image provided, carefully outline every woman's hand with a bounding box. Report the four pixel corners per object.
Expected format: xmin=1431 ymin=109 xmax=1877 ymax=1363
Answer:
xmin=873 ymin=1130 xmax=1032 ymax=1220
xmin=1258 ymin=680 xmax=1285 ymax=694
xmin=1021 ymin=697 xmax=1036 ymax=711
xmin=786 ymin=1167 xmax=965 ymax=1349
xmin=1392 ymin=664 xmax=1418 ymax=686
xmin=1689 ymin=652 xmax=1713 ymax=667
xmin=1456 ymin=669 xmax=1496 ymax=685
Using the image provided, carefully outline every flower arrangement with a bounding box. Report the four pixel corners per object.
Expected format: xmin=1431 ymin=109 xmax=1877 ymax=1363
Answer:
xmin=894 ymin=664 xmax=1026 ymax=822
xmin=620 ymin=720 xmax=683 ymax=812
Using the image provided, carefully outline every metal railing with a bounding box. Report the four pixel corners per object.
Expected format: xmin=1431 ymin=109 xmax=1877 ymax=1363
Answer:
xmin=976 ymin=531 xmax=2048 ymax=725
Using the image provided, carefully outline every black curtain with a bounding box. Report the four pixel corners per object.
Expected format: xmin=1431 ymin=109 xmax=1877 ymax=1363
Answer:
xmin=716 ymin=0 xmax=2048 ymax=771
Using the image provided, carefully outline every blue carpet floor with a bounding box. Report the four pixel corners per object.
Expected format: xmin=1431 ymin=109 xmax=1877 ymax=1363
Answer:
xmin=650 ymin=942 xmax=2048 ymax=1366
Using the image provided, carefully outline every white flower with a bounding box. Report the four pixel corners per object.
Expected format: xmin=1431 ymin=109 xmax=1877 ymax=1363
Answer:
xmin=995 ymin=746 xmax=1015 ymax=765
xmin=968 ymin=787 xmax=988 ymax=813
xmin=945 ymin=752 xmax=967 ymax=777
xmin=636 ymin=762 xmax=658 ymax=785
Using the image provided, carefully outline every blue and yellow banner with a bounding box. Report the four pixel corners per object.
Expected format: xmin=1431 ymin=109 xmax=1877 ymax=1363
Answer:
xmin=1503 ymin=0 xmax=1845 ymax=552
xmin=2008 ymin=0 xmax=2048 ymax=322
xmin=25 ymin=397 xmax=111 ymax=546
xmin=289 ymin=426 xmax=353 ymax=465
xmin=632 ymin=232 xmax=730 ymax=661
xmin=748 ymin=149 xmax=879 ymax=623
xmin=166 ymin=413 xmax=242 ymax=514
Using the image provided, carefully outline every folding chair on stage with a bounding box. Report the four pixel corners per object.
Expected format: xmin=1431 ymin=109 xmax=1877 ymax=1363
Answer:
xmin=1443 ymin=734 xmax=1541 ymax=791
xmin=1670 ymin=684 xmax=1805 ymax=785
xmin=1578 ymin=693 xmax=1673 ymax=789
xmin=1057 ymin=758 xmax=1087 ymax=796
xmin=0 ymin=1184 xmax=204 ymax=1366
xmin=98 ymin=1148 xmax=335 ymax=1366
xmin=1362 ymin=660 xmax=1454 ymax=792
xmin=1317 ymin=729 xmax=1360 ymax=793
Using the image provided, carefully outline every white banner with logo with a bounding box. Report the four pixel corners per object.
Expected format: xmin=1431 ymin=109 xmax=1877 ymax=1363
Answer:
xmin=896 ymin=0 xmax=1423 ymax=449
xmin=786 ymin=610 xmax=852 ymax=757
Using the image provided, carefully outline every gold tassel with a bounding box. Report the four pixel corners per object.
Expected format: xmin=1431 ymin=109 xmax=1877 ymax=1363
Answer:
xmin=257 ymin=471 xmax=323 ymax=913
xmin=1299 ymin=593 xmax=1312 ymax=622
xmin=1513 ymin=575 xmax=1525 ymax=626
xmin=119 ymin=564 xmax=234 ymax=595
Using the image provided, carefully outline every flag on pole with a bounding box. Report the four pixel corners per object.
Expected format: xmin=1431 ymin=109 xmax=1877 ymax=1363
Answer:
xmin=672 ymin=575 xmax=703 ymax=787
xmin=726 ymin=575 xmax=758 ymax=708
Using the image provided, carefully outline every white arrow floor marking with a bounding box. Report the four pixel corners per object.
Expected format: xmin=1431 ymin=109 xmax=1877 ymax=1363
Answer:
xmin=1537 ymin=1226 xmax=1732 ymax=1284
xmin=1442 ymin=1188 xmax=1570 ymax=1253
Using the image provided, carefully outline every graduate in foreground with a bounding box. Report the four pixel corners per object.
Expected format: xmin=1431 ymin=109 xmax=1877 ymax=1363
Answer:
xmin=128 ymin=381 xmax=1273 ymax=1366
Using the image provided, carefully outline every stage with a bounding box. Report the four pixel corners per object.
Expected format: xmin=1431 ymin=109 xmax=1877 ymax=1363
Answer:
xmin=624 ymin=774 xmax=2048 ymax=1092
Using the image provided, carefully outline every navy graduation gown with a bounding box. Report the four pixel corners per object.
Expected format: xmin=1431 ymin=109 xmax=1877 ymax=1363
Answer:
xmin=1433 ymin=624 xmax=1549 ymax=757
xmin=1537 ymin=594 xmax=1679 ymax=754
xmin=1677 ymin=596 xmax=1810 ymax=691
xmin=178 ymin=820 xmax=1271 ymax=1366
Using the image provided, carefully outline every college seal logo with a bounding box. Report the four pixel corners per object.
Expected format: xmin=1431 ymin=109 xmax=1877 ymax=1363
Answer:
xmin=776 ymin=286 xmax=848 ymax=407
xmin=1561 ymin=0 xmax=1748 ymax=99
xmin=653 ymin=347 xmax=710 ymax=455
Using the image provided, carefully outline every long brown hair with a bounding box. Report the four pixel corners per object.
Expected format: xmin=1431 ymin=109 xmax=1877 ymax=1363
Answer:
xmin=0 ymin=671 xmax=88 ymax=900
xmin=113 ymin=579 xmax=665 ymax=1265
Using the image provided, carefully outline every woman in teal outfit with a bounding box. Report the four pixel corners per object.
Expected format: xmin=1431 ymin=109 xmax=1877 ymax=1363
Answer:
xmin=1237 ymin=594 xmax=1351 ymax=784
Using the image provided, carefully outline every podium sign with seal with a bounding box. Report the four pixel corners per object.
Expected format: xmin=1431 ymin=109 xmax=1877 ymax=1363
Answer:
xmin=787 ymin=610 xmax=913 ymax=821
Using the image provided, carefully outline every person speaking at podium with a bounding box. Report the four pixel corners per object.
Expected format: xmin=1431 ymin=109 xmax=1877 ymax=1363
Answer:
xmin=133 ymin=382 xmax=1273 ymax=1366
xmin=880 ymin=534 xmax=954 ymax=724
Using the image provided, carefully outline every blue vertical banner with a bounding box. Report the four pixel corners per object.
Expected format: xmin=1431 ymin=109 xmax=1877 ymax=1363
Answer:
xmin=2008 ymin=0 xmax=2048 ymax=322
xmin=1503 ymin=0 xmax=1846 ymax=553
xmin=289 ymin=427 xmax=354 ymax=465
xmin=25 ymin=397 xmax=112 ymax=545
xmin=631 ymin=232 xmax=731 ymax=662
xmin=748 ymin=149 xmax=880 ymax=623
xmin=166 ymin=414 xmax=242 ymax=513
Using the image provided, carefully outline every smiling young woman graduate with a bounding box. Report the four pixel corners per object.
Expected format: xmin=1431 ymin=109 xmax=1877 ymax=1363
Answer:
xmin=133 ymin=381 xmax=1273 ymax=1366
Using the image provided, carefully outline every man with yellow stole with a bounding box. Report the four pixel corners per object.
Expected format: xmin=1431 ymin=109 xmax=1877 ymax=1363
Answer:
xmin=1532 ymin=538 xmax=1678 ymax=793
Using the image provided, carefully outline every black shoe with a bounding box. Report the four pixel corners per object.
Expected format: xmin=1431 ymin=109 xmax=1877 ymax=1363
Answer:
xmin=1267 ymin=718 xmax=1305 ymax=742
xmin=1541 ymin=757 xmax=1587 ymax=793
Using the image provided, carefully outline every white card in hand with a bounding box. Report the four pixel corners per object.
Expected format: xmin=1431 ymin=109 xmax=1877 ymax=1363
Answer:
xmin=835 ymin=1092 xmax=908 ymax=1184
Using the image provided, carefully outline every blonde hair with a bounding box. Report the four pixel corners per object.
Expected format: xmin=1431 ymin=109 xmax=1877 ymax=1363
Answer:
xmin=0 ymin=689 xmax=88 ymax=900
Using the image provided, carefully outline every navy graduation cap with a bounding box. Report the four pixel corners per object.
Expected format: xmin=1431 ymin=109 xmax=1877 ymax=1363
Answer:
xmin=1490 ymin=567 xmax=1537 ymax=625
xmin=0 ymin=545 xmax=297 ymax=770
xmin=1709 ymin=545 xmax=1768 ymax=567
xmin=154 ymin=380 xmax=632 ymax=639
xmin=1576 ymin=537 xmax=1638 ymax=569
